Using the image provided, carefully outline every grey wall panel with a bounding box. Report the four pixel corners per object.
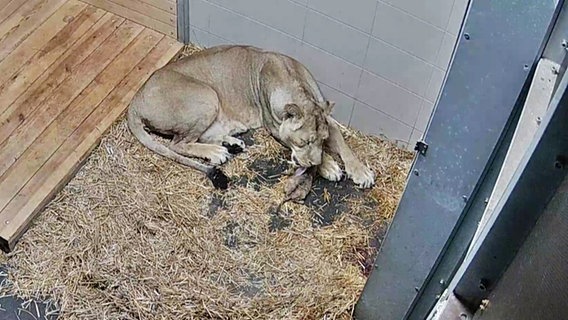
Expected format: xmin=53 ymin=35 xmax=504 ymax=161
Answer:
xmin=186 ymin=0 xmax=469 ymax=149
xmin=354 ymin=0 xmax=558 ymax=318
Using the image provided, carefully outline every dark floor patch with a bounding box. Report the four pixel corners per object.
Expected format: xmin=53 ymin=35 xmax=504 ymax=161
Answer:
xmin=233 ymin=130 xmax=255 ymax=147
xmin=223 ymin=222 xmax=239 ymax=248
xmin=354 ymin=246 xmax=377 ymax=277
xmin=239 ymin=274 xmax=263 ymax=298
xmin=230 ymin=129 xmax=380 ymax=241
xmin=305 ymin=177 xmax=363 ymax=227
xmin=247 ymin=158 xmax=289 ymax=187
xmin=208 ymin=193 xmax=227 ymax=217
xmin=0 ymin=266 xmax=58 ymax=320
xmin=370 ymin=220 xmax=390 ymax=249
xmin=268 ymin=206 xmax=292 ymax=232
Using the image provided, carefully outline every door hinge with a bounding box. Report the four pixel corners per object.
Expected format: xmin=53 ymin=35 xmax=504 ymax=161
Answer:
xmin=414 ymin=140 xmax=429 ymax=155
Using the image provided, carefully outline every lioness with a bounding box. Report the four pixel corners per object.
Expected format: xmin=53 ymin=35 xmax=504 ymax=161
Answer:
xmin=128 ymin=45 xmax=375 ymax=189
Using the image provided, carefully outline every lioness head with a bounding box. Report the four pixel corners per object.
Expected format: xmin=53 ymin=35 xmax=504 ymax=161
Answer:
xmin=279 ymin=100 xmax=334 ymax=167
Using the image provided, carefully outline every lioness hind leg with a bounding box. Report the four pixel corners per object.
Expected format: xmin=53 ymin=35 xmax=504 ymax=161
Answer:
xmin=221 ymin=136 xmax=246 ymax=154
xmin=199 ymin=122 xmax=248 ymax=154
xmin=170 ymin=142 xmax=232 ymax=165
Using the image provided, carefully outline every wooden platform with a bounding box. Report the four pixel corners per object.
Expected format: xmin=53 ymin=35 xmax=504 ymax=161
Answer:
xmin=0 ymin=0 xmax=183 ymax=252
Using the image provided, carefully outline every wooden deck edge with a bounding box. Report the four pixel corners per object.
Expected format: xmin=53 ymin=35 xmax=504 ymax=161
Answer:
xmin=80 ymin=0 xmax=178 ymax=39
xmin=0 ymin=39 xmax=182 ymax=253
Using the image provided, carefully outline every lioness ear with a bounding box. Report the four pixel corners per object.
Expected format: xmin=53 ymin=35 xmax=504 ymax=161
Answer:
xmin=321 ymin=100 xmax=335 ymax=115
xmin=284 ymin=103 xmax=303 ymax=119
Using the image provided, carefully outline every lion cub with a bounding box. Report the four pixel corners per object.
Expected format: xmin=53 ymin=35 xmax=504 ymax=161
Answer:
xmin=128 ymin=45 xmax=374 ymax=189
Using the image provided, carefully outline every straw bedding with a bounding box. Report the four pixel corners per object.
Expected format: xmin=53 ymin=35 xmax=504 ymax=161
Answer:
xmin=0 ymin=46 xmax=413 ymax=319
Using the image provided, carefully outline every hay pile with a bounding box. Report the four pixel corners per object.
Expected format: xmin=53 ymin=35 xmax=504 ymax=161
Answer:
xmin=0 ymin=47 xmax=413 ymax=319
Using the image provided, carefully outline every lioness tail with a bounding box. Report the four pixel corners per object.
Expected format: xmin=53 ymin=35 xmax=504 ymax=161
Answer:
xmin=127 ymin=107 xmax=229 ymax=189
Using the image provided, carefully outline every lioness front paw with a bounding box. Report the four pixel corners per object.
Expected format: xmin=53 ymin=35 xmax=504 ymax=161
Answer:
xmin=318 ymin=155 xmax=343 ymax=182
xmin=208 ymin=146 xmax=232 ymax=165
xmin=346 ymin=162 xmax=375 ymax=188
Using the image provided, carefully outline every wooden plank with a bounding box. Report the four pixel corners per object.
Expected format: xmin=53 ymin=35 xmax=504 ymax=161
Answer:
xmin=0 ymin=29 xmax=164 ymax=218
xmin=109 ymin=0 xmax=175 ymax=25
xmin=0 ymin=14 xmax=124 ymax=139
xmin=0 ymin=0 xmax=88 ymax=87
xmin=0 ymin=0 xmax=68 ymax=62
xmin=138 ymin=0 xmax=176 ymax=15
xmin=0 ymin=7 xmax=109 ymax=115
xmin=0 ymin=0 xmax=26 ymax=26
xmin=0 ymin=20 xmax=144 ymax=179
xmin=0 ymin=37 xmax=182 ymax=251
xmin=0 ymin=0 xmax=45 ymax=43
xmin=82 ymin=0 xmax=176 ymax=37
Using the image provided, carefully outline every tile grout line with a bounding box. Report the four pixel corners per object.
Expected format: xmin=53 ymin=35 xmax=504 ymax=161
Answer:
xmin=301 ymin=0 xmax=309 ymax=41
xmin=196 ymin=0 xmax=447 ymax=101
xmin=200 ymin=0 xmax=443 ymax=71
xmin=351 ymin=0 xmax=380 ymax=126
xmin=377 ymin=0 xmax=448 ymax=33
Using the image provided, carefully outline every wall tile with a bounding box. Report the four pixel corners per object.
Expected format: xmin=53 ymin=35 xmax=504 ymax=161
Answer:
xmin=356 ymin=71 xmax=422 ymax=126
xmin=187 ymin=0 xmax=463 ymax=147
xmin=206 ymin=0 xmax=307 ymax=38
xmin=380 ymin=0 xmax=454 ymax=30
xmin=373 ymin=2 xmax=445 ymax=64
xmin=447 ymin=0 xmax=469 ymax=35
xmin=415 ymin=99 xmax=435 ymax=132
xmin=436 ymin=32 xmax=457 ymax=70
xmin=193 ymin=1 xmax=302 ymax=57
xmin=189 ymin=0 xmax=211 ymax=30
xmin=307 ymin=0 xmax=377 ymax=33
xmin=189 ymin=25 xmax=232 ymax=48
xmin=350 ymin=101 xmax=412 ymax=145
xmin=295 ymin=42 xmax=362 ymax=97
xmin=318 ymin=82 xmax=355 ymax=125
xmin=425 ymin=67 xmax=446 ymax=103
xmin=365 ymin=37 xmax=433 ymax=95
xmin=303 ymin=9 xmax=369 ymax=66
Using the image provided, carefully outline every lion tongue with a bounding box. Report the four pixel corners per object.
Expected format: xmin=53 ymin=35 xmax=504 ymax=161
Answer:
xmin=294 ymin=167 xmax=308 ymax=176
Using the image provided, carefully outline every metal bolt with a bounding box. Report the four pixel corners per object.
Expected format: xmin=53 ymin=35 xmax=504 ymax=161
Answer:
xmin=413 ymin=169 xmax=420 ymax=176
xmin=479 ymin=278 xmax=489 ymax=291
xmin=464 ymin=33 xmax=470 ymax=40
xmin=414 ymin=287 xmax=420 ymax=292
xmin=536 ymin=116 xmax=542 ymax=125
xmin=555 ymin=155 xmax=567 ymax=169
xmin=439 ymin=279 xmax=445 ymax=286
xmin=523 ymin=64 xmax=530 ymax=71
xmin=552 ymin=66 xmax=559 ymax=75
xmin=4 ymin=220 xmax=8 ymax=225
xmin=562 ymin=39 xmax=568 ymax=50
xmin=460 ymin=313 xmax=469 ymax=320
xmin=484 ymin=197 xmax=489 ymax=204
xmin=462 ymin=195 xmax=468 ymax=202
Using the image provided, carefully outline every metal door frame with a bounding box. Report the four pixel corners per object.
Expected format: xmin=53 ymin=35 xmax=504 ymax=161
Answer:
xmin=354 ymin=0 xmax=563 ymax=319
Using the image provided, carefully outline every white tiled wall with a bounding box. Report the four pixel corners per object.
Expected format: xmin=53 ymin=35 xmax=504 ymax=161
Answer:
xmin=188 ymin=0 xmax=469 ymax=149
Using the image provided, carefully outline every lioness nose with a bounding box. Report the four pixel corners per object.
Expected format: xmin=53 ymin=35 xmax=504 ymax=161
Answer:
xmin=292 ymin=155 xmax=300 ymax=165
